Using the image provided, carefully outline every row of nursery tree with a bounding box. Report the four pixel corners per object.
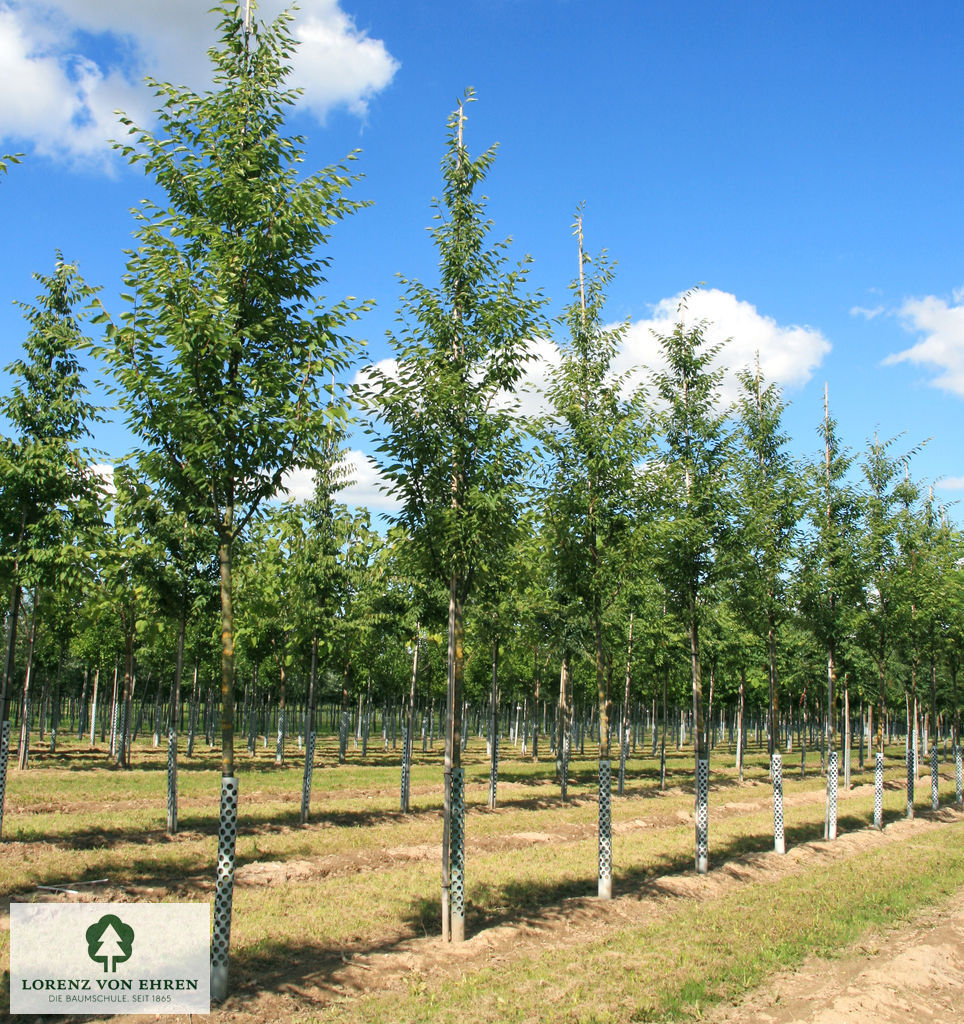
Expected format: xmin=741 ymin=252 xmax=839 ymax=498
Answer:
xmin=1 ymin=1 xmax=962 ymax=997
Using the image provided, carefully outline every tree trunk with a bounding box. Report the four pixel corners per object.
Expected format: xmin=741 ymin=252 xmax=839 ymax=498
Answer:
xmin=49 ymin=645 xmax=64 ymax=752
xmin=150 ymin=669 xmax=163 ymax=748
xmin=339 ymin=660 xmax=350 ymax=763
xmin=531 ymin=654 xmax=541 ymax=763
xmin=557 ymin=653 xmax=572 ymax=800
xmin=167 ymin=606 xmax=186 ymax=835
xmin=77 ymin=667 xmax=89 ymax=742
xmin=16 ymin=588 xmax=40 ymax=771
xmin=905 ymin=685 xmax=915 ymax=818
xmin=401 ymin=622 xmax=419 ymax=813
xmin=767 ymin=609 xmax=780 ymax=756
xmin=442 ymin=576 xmax=466 ymax=943
xmin=211 ymin=529 xmax=239 ymax=1003
xmin=688 ymin=592 xmax=708 ymax=873
xmin=300 ymin=634 xmax=319 ymax=824
xmin=88 ymin=667 xmax=100 ymax=748
xmin=275 ymin=657 xmax=286 ymax=766
xmin=362 ymin=667 xmax=372 ymax=758
xmin=117 ymin=629 xmax=135 ymax=769
xmin=618 ymin=612 xmax=634 ymax=796
xmin=247 ymin=663 xmax=258 ymax=755
xmin=824 ymin=641 xmax=838 ymax=839
xmin=186 ymin=658 xmax=199 ymax=757
xmin=488 ymin=638 xmax=499 ymax=810
xmin=736 ymin=668 xmax=746 ymax=783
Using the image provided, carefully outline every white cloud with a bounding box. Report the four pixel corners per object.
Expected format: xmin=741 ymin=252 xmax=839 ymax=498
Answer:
xmin=351 ymin=357 xmax=399 ymax=391
xmin=850 ymin=304 xmax=886 ymax=320
xmin=290 ymin=3 xmax=399 ymax=119
xmin=513 ymin=288 xmax=830 ymax=417
xmin=0 ymin=0 xmax=398 ymax=164
xmin=340 ymin=448 xmax=400 ymax=513
xmin=620 ymin=288 xmax=830 ymax=403
xmin=87 ymin=461 xmax=115 ymax=495
xmin=278 ymin=449 xmax=399 ymax=513
xmin=937 ymin=476 xmax=964 ymax=491
xmin=884 ymin=292 xmax=964 ymax=397
xmin=277 ymin=464 xmax=316 ymax=503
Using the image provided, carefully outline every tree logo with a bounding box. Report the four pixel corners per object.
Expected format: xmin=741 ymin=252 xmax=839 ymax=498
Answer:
xmin=85 ymin=914 xmax=135 ymax=973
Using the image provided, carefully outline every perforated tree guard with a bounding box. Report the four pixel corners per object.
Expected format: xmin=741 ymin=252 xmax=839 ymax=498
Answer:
xmin=450 ymin=767 xmax=466 ymax=939
xmin=400 ymin=725 xmax=411 ymax=812
xmin=489 ymin=731 xmax=499 ymax=808
xmin=772 ymin=752 xmax=785 ymax=854
xmin=956 ymin=746 xmax=963 ymax=806
xmin=618 ymin=730 xmax=628 ymax=796
xmin=166 ymin=729 xmax=178 ymax=834
xmin=874 ymin=752 xmax=884 ymax=830
xmin=300 ymin=731 xmax=316 ymax=824
xmin=0 ymin=720 xmax=9 ymax=836
xmin=560 ymin=732 xmax=570 ymax=801
xmin=826 ymin=750 xmax=838 ymax=840
xmin=696 ymin=759 xmax=709 ymax=874
xmin=931 ymin=746 xmax=940 ymax=811
xmin=275 ymin=708 xmax=285 ymax=764
xmin=211 ymin=775 xmax=239 ymax=1002
xmin=906 ymin=745 xmax=915 ymax=819
xmin=117 ymin=703 xmax=127 ymax=765
xmin=598 ymin=760 xmax=612 ymax=898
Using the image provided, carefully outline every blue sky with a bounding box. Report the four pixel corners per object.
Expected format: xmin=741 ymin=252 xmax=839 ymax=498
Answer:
xmin=1 ymin=0 xmax=963 ymax=516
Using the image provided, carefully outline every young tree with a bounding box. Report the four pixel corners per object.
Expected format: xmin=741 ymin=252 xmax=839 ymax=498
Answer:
xmin=650 ymin=296 xmax=732 ymax=874
xmin=0 ymin=257 xmax=101 ymax=815
xmin=855 ymin=434 xmax=921 ymax=826
xmin=98 ymin=3 xmax=365 ymax=997
xmin=799 ymin=386 xmax=861 ymax=839
xmin=135 ymin=489 xmax=213 ymax=833
xmin=731 ymin=360 xmax=803 ymax=851
xmin=360 ymin=92 xmax=546 ymax=942
xmin=286 ymin=437 xmax=347 ymax=823
xmin=540 ymin=212 xmax=645 ymax=897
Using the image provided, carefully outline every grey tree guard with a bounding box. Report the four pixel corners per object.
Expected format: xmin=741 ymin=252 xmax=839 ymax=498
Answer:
xmin=275 ymin=707 xmax=285 ymax=764
xmin=905 ymin=744 xmax=915 ymax=818
xmin=826 ymin=750 xmax=838 ymax=840
xmin=956 ymin=745 xmax=962 ymax=806
xmin=772 ymin=752 xmax=785 ymax=854
xmin=211 ymin=775 xmax=239 ymax=1002
xmin=0 ymin=720 xmax=9 ymax=837
xmin=166 ymin=730 xmax=178 ymax=834
xmin=400 ymin=724 xmax=411 ymax=812
xmin=874 ymin=751 xmax=884 ymax=829
xmin=930 ymin=746 xmax=939 ymax=811
xmin=598 ymin=759 xmax=613 ymax=898
xmin=696 ymin=758 xmax=709 ymax=873
xmin=450 ymin=767 xmax=466 ymax=939
xmin=300 ymin=731 xmax=316 ymax=824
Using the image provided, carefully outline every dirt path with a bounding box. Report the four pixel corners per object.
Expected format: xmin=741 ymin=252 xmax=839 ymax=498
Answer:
xmin=706 ymin=887 xmax=964 ymax=1024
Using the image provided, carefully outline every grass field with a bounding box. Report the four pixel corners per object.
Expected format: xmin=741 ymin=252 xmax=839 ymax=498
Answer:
xmin=2 ymin=729 xmax=962 ymax=1022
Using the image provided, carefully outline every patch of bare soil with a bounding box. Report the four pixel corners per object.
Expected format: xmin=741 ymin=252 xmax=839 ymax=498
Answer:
xmin=705 ymin=887 xmax=964 ymax=1024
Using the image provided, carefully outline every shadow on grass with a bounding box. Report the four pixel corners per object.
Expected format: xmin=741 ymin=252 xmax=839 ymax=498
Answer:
xmin=213 ymin=806 xmax=924 ymax=1010
xmin=2 ymin=789 xmax=946 ymax=1017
